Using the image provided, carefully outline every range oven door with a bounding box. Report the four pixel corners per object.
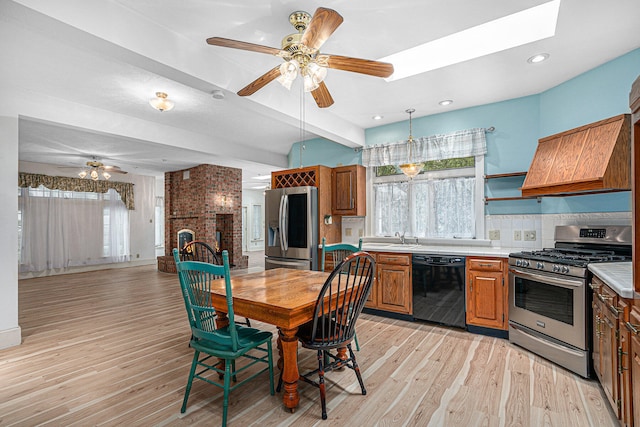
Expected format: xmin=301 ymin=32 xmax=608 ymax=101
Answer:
xmin=508 ymin=267 xmax=586 ymax=350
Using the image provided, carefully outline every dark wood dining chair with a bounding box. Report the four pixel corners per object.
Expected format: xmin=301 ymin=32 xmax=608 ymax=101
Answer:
xmin=180 ymin=241 xmax=251 ymax=327
xmin=320 ymin=237 xmax=363 ymax=351
xmin=295 ymin=251 xmax=375 ymax=420
xmin=173 ymin=249 xmax=275 ymax=426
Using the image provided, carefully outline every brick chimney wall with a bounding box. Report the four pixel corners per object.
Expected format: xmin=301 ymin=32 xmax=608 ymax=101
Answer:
xmin=157 ymin=164 xmax=248 ymax=273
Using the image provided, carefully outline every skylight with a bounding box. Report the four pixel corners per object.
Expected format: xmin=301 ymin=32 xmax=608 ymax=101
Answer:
xmin=381 ymin=0 xmax=561 ymax=81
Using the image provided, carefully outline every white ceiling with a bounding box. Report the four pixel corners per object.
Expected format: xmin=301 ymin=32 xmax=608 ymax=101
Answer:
xmin=4 ymin=0 xmax=640 ymax=189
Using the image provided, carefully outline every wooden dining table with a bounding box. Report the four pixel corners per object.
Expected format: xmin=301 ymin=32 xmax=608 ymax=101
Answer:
xmin=208 ymin=267 xmax=345 ymax=412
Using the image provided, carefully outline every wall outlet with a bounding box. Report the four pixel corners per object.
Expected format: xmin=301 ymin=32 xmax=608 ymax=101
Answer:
xmin=513 ymin=230 xmax=522 ymax=241
xmin=489 ymin=230 xmax=500 ymax=240
xmin=524 ymin=230 xmax=537 ymax=241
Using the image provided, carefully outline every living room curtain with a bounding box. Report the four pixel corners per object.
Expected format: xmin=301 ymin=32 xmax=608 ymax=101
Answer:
xmin=19 ymin=186 xmax=131 ymax=272
xmin=18 ymin=172 xmax=135 ymax=210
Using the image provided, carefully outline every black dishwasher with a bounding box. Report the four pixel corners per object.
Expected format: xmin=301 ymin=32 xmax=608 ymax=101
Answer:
xmin=412 ymin=254 xmax=466 ymax=328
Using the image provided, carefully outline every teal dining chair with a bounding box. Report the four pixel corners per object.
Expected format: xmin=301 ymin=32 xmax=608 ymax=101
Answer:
xmin=320 ymin=237 xmax=363 ymax=350
xmin=173 ymin=248 xmax=274 ymax=426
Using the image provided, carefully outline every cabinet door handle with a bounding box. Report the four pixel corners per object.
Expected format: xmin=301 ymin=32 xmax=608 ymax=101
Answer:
xmin=626 ymin=322 xmax=640 ymax=335
xmin=588 ymin=282 xmax=599 ymax=290
xmin=618 ymin=347 xmax=628 ymax=373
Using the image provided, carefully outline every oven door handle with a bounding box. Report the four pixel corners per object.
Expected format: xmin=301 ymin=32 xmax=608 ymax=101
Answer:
xmin=509 ymin=267 xmax=584 ymax=288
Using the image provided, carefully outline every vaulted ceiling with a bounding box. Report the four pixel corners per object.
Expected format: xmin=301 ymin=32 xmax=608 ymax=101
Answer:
xmin=4 ymin=0 xmax=640 ymax=189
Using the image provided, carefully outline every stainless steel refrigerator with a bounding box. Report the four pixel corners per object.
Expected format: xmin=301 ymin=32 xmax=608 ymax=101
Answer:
xmin=265 ymin=186 xmax=318 ymax=270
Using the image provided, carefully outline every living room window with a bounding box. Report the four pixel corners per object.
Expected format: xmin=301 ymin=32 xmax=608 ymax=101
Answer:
xmin=18 ymin=185 xmax=130 ymax=272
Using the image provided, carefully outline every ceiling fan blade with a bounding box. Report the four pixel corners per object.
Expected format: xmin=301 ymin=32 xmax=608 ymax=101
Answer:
xmin=311 ymin=81 xmax=334 ymax=108
xmin=206 ymin=37 xmax=282 ymax=56
xmin=301 ymin=7 xmax=344 ymax=51
xmin=237 ymin=66 xmax=282 ymax=96
xmin=321 ymin=54 xmax=394 ymax=78
xmin=102 ymin=165 xmax=128 ymax=174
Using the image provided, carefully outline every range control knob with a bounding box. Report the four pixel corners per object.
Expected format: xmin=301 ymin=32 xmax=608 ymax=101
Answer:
xmin=523 ymin=260 xmax=530 ymax=268
xmin=536 ymin=262 xmax=544 ymax=269
xmin=561 ymin=265 xmax=571 ymax=274
xmin=552 ymin=264 xmax=560 ymax=272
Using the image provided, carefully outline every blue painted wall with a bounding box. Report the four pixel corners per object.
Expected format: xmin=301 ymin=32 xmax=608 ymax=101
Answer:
xmin=289 ymin=48 xmax=640 ymax=215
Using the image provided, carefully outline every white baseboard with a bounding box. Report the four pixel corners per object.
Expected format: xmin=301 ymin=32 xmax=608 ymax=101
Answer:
xmin=0 ymin=326 xmax=22 ymax=350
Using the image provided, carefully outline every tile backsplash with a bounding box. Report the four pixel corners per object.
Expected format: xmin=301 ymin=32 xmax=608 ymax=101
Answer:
xmin=485 ymin=212 xmax=631 ymax=250
xmin=341 ymin=216 xmax=365 ymax=245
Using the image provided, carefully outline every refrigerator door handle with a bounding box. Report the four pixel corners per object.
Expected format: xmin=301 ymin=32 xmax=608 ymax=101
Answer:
xmin=281 ymin=194 xmax=289 ymax=251
xmin=278 ymin=194 xmax=285 ymax=252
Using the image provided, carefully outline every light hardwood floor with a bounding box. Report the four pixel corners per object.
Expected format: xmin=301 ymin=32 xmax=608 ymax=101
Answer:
xmin=1 ymin=263 xmax=617 ymax=426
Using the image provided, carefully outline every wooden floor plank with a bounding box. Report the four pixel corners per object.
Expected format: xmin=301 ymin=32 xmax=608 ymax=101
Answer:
xmin=0 ymin=264 xmax=617 ymax=426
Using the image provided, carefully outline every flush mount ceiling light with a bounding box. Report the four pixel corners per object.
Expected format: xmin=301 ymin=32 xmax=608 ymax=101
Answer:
xmin=398 ymin=108 xmax=424 ymax=179
xmin=439 ymin=99 xmax=453 ymax=106
xmin=527 ymin=53 xmax=550 ymax=63
xmin=381 ymin=0 xmax=560 ymax=81
xmin=149 ymin=92 xmax=175 ymax=112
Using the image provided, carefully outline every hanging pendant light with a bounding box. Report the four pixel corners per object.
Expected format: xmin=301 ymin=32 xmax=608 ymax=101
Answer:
xmin=398 ymin=108 xmax=424 ymax=179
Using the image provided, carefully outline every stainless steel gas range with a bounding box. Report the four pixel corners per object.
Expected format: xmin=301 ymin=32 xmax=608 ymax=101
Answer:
xmin=507 ymin=225 xmax=632 ymax=378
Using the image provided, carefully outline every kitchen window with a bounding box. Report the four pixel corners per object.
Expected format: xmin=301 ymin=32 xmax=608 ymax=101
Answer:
xmin=363 ymin=127 xmax=487 ymax=239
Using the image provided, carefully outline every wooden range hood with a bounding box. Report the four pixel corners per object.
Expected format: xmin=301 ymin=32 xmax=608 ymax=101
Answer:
xmin=521 ymin=114 xmax=631 ymax=197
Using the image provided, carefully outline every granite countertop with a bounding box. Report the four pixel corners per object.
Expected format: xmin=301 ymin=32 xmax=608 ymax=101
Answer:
xmin=588 ymin=262 xmax=633 ymax=299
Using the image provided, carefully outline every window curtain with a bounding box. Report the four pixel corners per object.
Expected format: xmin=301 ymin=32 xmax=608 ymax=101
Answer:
xmin=18 ymin=172 xmax=135 ymax=210
xmin=373 ymin=181 xmax=409 ymax=236
xmin=413 ymin=177 xmax=475 ymax=238
xmin=19 ymin=187 xmax=130 ymax=272
xmin=362 ymin=127 xmax=487 ymax=167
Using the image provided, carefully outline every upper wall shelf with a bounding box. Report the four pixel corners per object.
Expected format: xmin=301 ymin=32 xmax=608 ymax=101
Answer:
xmin=484 ymin=172 xmax=539 ymax=204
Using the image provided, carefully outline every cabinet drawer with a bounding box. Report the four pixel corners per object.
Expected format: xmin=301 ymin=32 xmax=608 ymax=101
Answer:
xmin=468 ymin=258 xmax=503 ymax=271
xmin=376 ymin=253 xmax=411 ymax=266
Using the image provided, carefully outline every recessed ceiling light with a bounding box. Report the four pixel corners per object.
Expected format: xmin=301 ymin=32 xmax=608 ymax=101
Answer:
xmin=527 ymin=53 xmax=550 ymax=64
xmin=372 ymin=115 xmax=383 ymax=120
xmin=381 ymin=0 xmax=560 ymax=81
xmin=211 ymin=90 xmax=225 ymax=99
xmin=439 ymin=100 xmax=453 ymax=106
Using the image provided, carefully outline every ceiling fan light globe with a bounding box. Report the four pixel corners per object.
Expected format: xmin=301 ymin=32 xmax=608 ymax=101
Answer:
xmin=307 ymin=61 xmax=327 ymax=84
xmin=303 ymin=73 xmax=319 ymax=92
xmin=78 ymin=170 xmax=88 ymax=179
xmin=276 ymin=74 xmax=294 ymax=90
xmin=279 ymin=59 xmax=299 ymax=80
xmin=90 ymin=169 xmax=99 ymax=180
xmin=102 ymin=172 xmax=111 ymax=180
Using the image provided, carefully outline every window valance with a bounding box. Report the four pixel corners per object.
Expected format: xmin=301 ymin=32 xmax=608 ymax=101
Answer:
xmin=18 ymin=172 xmax=135 ymax=210
xmin=362 ymin=127 xmax=488 ymax=167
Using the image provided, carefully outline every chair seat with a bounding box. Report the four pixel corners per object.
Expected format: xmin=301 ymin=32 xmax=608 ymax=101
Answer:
xmin=190 ymin=329 xmax=273 ymax=358
xmin=297 ymin=318 xmax=352 ymax=350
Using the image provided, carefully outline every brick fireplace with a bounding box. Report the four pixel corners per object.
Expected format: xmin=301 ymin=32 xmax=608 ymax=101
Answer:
xmin=157 ymin=164 xmax=248 ymax=273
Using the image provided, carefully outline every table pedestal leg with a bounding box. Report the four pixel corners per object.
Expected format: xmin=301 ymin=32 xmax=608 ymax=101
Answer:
xmin=278 ymin=327 xmax=299 ymax=411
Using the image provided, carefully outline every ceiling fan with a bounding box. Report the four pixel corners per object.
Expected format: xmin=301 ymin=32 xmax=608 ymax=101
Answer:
xmin=206 ymin=7 xmax=394 ymax=108
xmin=61 ymin=157 xmax=128 ymax=181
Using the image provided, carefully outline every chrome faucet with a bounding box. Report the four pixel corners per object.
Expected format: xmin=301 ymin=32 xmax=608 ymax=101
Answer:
xmin=395 ymin=231 xmax=406 ymax=244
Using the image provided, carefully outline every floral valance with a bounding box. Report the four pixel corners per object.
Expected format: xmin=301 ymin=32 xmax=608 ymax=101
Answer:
xmin=362 ymin=127 xmax=488 ymax=167
xmin=18 ymin=172 xmax=135 ymax=210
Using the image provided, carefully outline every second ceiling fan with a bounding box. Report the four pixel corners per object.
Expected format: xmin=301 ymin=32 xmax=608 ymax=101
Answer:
xmin=206 ymin=7 xmax=394 ymax=108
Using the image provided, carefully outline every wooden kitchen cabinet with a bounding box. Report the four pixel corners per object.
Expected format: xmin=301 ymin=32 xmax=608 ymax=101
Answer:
xmin=366 ymin=252 xmax=412 ymax=315
xmin=618 ymin=298 xmax=634 ymax=427
xmin=591 ymin=276 xmax=619 ymax=418
xmin=629 ymin=306 xmax=640 ymax=426
xmin=331 ymin=165 xmax=366 ymax=216
xmin=466 ymin=257 xmax=508 ymax=330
